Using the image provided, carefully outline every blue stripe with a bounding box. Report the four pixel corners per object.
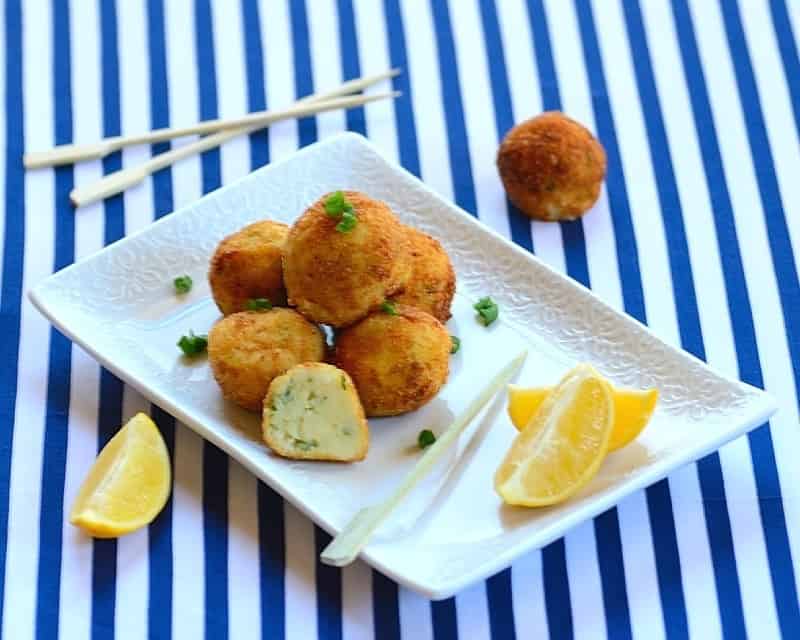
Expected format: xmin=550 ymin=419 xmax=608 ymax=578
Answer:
xmin=593 ymin=511 xmax=631 ymax=640
xmin=476 ymin=0 xmax=532 ymax=254
xmin=147 ymin=0 xmax=175 ymax=219
xmin=335 ymin=0 xmax=366 ymax=136
xmin=287 ymin=3 xmax=343 ymax=638
xmin=485 ymin=570 xmax=516 ymax=640
xmin=715 ymin=0 xmax=800 ymax=632
xmin=431 ymin=597 xmax=458 ymax=640
xmin=371 ymin=573 xmax=400 ymax=640
xmin=241 ymin=0 xmax=269 ymax=171
xmin=0 ymin=0 xmax=24 ymax=633
xmin=34 ymin=0 xmax=75 ymax=636
xmin=382 ymin=0 xmax=420 ymax=177
xmin=429 ymin=0 xmax=476 ymax=217
xmin=194 ymin=1 xmax=229 ymax=637
xmin=144 ymin=3 xmax=175 ymax=638
xmin=239 ymin=3 xmax=287 ymax=638
xmin=542 ymin=540 xmax=573 ymax=640
xmin=92 ymin=0 xmax=129 ymax=636
xmin=769 ymin=0 xmax=800 ymax=142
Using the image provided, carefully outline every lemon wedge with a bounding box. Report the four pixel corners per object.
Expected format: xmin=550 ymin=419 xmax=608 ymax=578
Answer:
xmin=495 ymin=365 xmax=614 ymax=507
xmin=508 ymin=383 xmax=657 ymax=451
xmin=70 ymin=412 xmax=171 ymax=538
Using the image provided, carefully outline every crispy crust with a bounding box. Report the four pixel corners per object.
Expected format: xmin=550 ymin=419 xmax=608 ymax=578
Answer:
xmin=208 ymin=309 xmax=325 ymax=411
xmin=333 ymin=305 xmax=450 ymax=417
xmin=282 ymin=191 xmax=407 ymax=327
xmin=209 ymin=220 xmax=289 ymax=315
xmin=393 ymin=226 xmax=455 ymax=322
xmin=262 ymin=362 xmax=369 ymax=462
xmin=497 ymin=111 xmax=606 ymax=221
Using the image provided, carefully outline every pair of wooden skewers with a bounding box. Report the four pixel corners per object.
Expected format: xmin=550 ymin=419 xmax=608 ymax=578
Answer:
xmin=23 ymin=69 xmax=401 ymax=208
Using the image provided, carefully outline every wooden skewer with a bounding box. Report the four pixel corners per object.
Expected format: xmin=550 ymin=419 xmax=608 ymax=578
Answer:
xmin=69 ymin=91 xmax=400 ymax=207
xmin=24 ymin=68 xmax=401 ymax=169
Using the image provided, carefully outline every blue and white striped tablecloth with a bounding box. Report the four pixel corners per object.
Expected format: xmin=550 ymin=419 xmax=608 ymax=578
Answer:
xmin=2 ymin=0 xmax=800 ymax=637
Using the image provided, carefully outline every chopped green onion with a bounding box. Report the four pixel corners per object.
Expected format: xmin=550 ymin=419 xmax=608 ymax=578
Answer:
xmin=336 ymin=210 xmax=357 ymax=233
xmin=474 ymin=297 xmax=499 ymax=326
xmin=177 ymin=330 xmax=207 ymax=357
xmin=450 ymin=335 xmax=461 ymax=354
xmin=324 ymin=190 xmax=347 ymax=216
xmin=380 ymin=300 xmax=398 ymax=315
xmin=245 ymin=297 xmax=273 ymax=311
xmin=324 ymin=191 xmax=358 ymax=232
xmin=417 ymin=429 xmax=436 ymax=449
xmin=340 ymin=374 xmax=347 ymax=390
xmin=173 ymin=275 xmax=193 ymax=294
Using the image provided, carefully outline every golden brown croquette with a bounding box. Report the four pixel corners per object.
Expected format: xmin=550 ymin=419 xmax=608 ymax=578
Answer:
xmin=497 ymin=111 xmax=606 ymax=221
xmin=393 ymin=226 xmax=455 ymax=322
xmin=282 ymin=191 xmax=408 ymax=328
xmin=333 ymin=305 xmax=450 ymax=417
xmin=209 ymin=220 xmax=288 ymax=315
xmin=208 ymin=309 xmax=325 ymax=411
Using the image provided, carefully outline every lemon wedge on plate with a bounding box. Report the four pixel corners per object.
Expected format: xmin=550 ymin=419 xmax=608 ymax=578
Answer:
xmin=70 ymin=412 xmax=171 ymax=538
xmin=495 ymin=365 xmax=614 ymax=507
xmin=507 ymin=383 xmax=657 ymax=451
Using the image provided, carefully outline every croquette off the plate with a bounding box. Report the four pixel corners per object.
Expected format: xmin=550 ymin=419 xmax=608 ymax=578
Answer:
xmin=208 ymin=219 xmax=289 ymax=315
xmin=207 ymin=308 xmax=325 ymax=411
xmin=263 ymin=362 xmax=369 ymax=462
xmin=334 ymin=305 xmax=451 ymax=417
xmin=282 ymin=191 xmax=408 ymax=328
xmin=497 ymin=111 xmax=606 ymax=222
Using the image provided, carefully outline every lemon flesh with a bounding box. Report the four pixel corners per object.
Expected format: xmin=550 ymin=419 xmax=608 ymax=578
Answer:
xmin=495 ymin=365 xmax=614 ymax=507
xmin=507 ymin=384 xmax=657 ymax=451
xmin=70 ymin=412 xmax=171 ymax=538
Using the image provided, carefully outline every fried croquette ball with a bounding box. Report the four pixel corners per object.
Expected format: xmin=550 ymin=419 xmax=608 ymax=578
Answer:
xmin=283 ymin=191 xmax=407 ymax=328
xmin=333 ymin=305 xmax=450 ymax=417
xmin=497 ymin=111 xmax=606 ymax=221
xmin=263 ymin=363 xmax=369 ymax=462
xmin=393 ymin=227 xmax=455 ymax=322
xmin=209 ymin=220 xmax=289 ymax=315
xmin=208 ymin=309 xmax=325 ymax=411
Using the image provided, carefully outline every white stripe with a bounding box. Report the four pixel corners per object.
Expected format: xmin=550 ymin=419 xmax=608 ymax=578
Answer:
xmin=56 ymin=2 xmax=105 ymax=638
xmin=210 ymin=0 xmax=250 ymax=186
xmin=563 ymin=523 xmax=605 ymax=640
xmin=446 ymin=0 xmax=511 ymax=239
xmin=1 ymin=0 xmax=54 ymax=636
xmin=284 ymin=504 xmax=317 ymax=640
xmin=341 ymin=562 xmax=374 ymax=640
xmin=118 ymin=0 xmax=154 ymax=236
xmin=164 ymin=2 xmax=205 ymax=637
xmin=164 ymin=0 xmax=202 ymax=212
xmin=741 ymin=0 xmax=800 ymax=261
xmin=261 ymin=0 xmax=300 ymax=164
xmin=397 ymin=0 xmax=454 ymax=201
xmin=510 ymin=551 xmax=549 ymax=638
xmin=352 ymin=0 xmax=399 ymax=163
xmin=455 ymin=582 xmax=491 ymax=640
xmin=307 ymin=0 xmax=346 ymax=140
xmin=541 ymin=0 xmax=621 ymax=311
xmin=398 ymin=587 xmax=433 ymax=640
xmin=641 ymin=2 xmax=784 ymax=638
xmin=227 ymin=462 xmax=262 ymax=640
xmin=688 ymin=0 xmax=800 ymax=599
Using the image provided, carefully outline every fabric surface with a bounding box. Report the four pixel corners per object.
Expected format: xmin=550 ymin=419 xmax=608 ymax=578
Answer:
xmin=2 ymin=0 xmax=800 ymax=637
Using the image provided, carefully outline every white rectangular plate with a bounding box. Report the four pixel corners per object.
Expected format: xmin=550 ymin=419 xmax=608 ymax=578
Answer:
xmin=30 ymin=133 xmax=776 ymax=599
